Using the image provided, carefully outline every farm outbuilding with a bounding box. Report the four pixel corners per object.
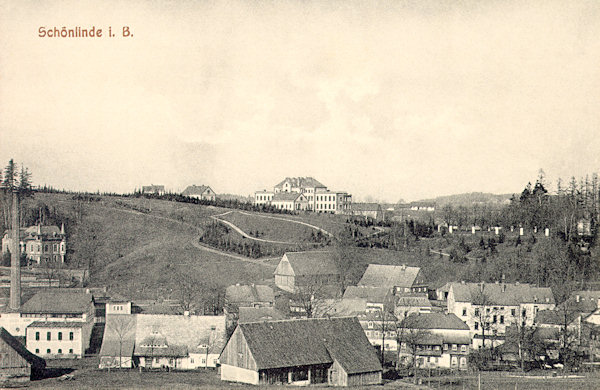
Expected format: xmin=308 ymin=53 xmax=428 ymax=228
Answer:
xmin=219 ymin=317 xmax=382 ymax=386
xmin=0 ymin=327 xmax=45 ymax=382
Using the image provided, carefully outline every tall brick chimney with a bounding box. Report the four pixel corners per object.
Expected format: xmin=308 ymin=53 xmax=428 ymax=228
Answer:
xmin=9 ymin=190 xmax=21 ymax=311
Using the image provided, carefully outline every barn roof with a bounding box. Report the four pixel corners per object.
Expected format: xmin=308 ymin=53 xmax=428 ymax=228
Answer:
xmin=21 ymin=290 xmax=93 ymax=314
xmin=0 ymin=327 xmax=45 ymax=368
xmin=238 ymin=307 xmax=287 ymax=323
xmin=237 ymin=317 xmax=381 ymax=374
xmin=278 ymin=251 xmax=339 ymax=277
xmin=226 ymin=285 xmax=274 ymax=306
xmin=358 ymin=264 xmax=421 ymax=288
xmin=449 ymin=282 xmax=555 ymax=306
xmin=343 ymin=286 xmax=390 ymax=304
xmin=400 ymin=313 xmax=469 ymax=331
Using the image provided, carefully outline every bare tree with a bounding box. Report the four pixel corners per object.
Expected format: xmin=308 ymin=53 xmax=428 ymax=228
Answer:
xmin=174 ymin=271 xmax=201 ymax=313
xmin=472 ymin=287 xmax=497 ymax=349
xmin=106 ymin=315 xmax=135 ymax=368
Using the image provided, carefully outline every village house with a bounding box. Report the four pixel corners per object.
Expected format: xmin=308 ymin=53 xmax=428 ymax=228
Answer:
xmin=342 ymin=286 xmax=392 ymax=312
xmin=399 ymin=313 xmax=471 ymax=370
xmin=181 ymin=185 xmax=216 ymax=201
xmin=358 ymin=264 xmax=427 ymax=294
xmin=0 ymin=289 xmax=95 ymax=339
xmin=359 ymin=310 xmax=399 ymax=353
xmin=0 ymin=327 xmax=45 ymax=382
xmin=444 ymin=281 xmax=555 ymax=349
xmin=141 ymin=185 xmax=165 ymax=195
xmin=219 ymin=317 xmax=382 ymax=386
xmin=224 ymin=284 xmax=274 ymax=328
xmin=274 ymin=251 xmax=341 ymax=294
xmin=394 ymin=294 xmax=433 ymax=320
xmin=270 ymin=192 xmax=309 ymax=211
xmin=99 ymin=313 xmax=226 ymax=369
xmin=19 ymin=290 xmax=96 ymax=359
xmin=314 ymin=190 xmax=352 ymax=214
xmin=350 ymin=203 xmax=384 ymax=221
xmin=2 ymin=224 xmax=66 ymax=264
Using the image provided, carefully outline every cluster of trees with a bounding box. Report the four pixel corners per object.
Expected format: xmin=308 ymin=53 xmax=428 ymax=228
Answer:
xmin=199 ymin=222 xmax=267 ymax=258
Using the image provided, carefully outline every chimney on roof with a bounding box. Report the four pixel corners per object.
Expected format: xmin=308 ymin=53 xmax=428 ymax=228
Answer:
xmin=401 ymin=264 xmax=406 ymax=271
xmin=576 ymin=295 xmax=581 ymax=303
xmin=60 ymin=223 xmax=65 ymax=235
xmin=502 ymin=283 xmax=506 ymax=293
xmin=184 ymin=310 xmax=190 ymax=317
xmin=479 ymin=282 xmax=484 ymax=292
xmin=461 ymin=280 xmax=465 ymax=284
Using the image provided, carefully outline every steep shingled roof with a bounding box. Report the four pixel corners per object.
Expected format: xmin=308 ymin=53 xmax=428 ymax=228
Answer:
xmin=226 ymin=285 xmax=274 ymax=306
xmin=274 ymin=177 xmax=326 ymax=190
xmin=235 ymin=317 xmax=381 ymax=374
xmin=400 ymin=313 xmax=469 ymax=331
xmin=0 ymin=327 xmax=45 ymax=369
xmin=21 ymin=290 xmax=93 ymax=314
xmin=358 ymin=264 xmax=421 ymax=289
xmin=182 ymin=185 xmax=212 ymax=196
xmin=238 ymin=307 xmax=287 ymax=323
xmin=343 ymin=286 xmax=390 ymax=304
xmin=276 ymin=251 xmax=339 ymax=277
xmin=449 ymin=282 xmax=555 ymax=306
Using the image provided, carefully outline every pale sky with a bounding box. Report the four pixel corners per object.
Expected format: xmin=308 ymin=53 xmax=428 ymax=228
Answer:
xmin=1 ymin=0 xmax=599 ymax=202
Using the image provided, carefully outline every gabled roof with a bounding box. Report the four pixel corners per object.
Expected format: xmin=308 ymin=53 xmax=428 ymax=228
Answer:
xmin=396 ymin=294 xmax=432 ymax=308
xmin=358 ymin=264 xmax=421 ymax=288
xmin=400 ymin=313 xmax=469 ymax=331
xmin=272 ymin=192 xmax=304 ymax=202
xmin=28 ymin=321 xmax=86 ymax=328
xmin=448 ymin=282 xmax=555 ymax=306
xmin=238 ymin=307 xmax=287 ymax=323
xmin=315 ymin=298 xmax=367 ymax=318
xmin=142 ymin=185 xmax=164 ymax=192
xmin=134 ymin=314 xmax=226 ymax=355
xmin=0 ymin=327 xmax=45 ymax=368
xmin=182 ymin=185 xmax=212 ymax=196
xmin=351 ymin=203 xmax=381 ymax=212
xmin=226 ymin=285 xmax=274 ymax=305
xmin=274 ymin=177 xmax=326 ymax=190
xmin=21 ymin=289 xmax=93 ymax=314
xmin=236 ymin=317 xmax=381 ymax=374
xmin=277 ymin=251 xmax=339 ymax=277
xmin=343 ymin=286 xmax=390 ymax=304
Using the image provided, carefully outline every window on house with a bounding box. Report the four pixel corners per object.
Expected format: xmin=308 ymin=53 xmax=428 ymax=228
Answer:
xmin=47 ymin=332 xmax=51 ymax=341
xmin=58 ymin=332 xmax=62 ymax=340
xmin=462 ymin=308 xmax=467 ymax=316
xmin=511 ymin=309 xmax=516 ymax=316
xmin=493 ymin=315 xmax=497 ymax=324
xmin=35 ymin=349 xmax=39 ymax=353
xmin=474 ymin=322 xmax=479 ymax=330
xmin=46 ymin=349 xmax=51 ymax=354
xmin=500 ymin=315 xmax=505 ymax=324
xmin=69 ymin=332 xmax=74 ymax=341
xmin=452 ymin=344 xmax=457 ymax=351
xmin=35 ymin=332 xmax=40 ymax=340
xmin=461 ymin=345 xmax=467 ymax=352
xmin=474 ymin=308 xmax=479 ymax=316
xmin=69 ymin=349 xmax=73 ymax=354
xmin=58 ymin=349 xmax=62 ymax=354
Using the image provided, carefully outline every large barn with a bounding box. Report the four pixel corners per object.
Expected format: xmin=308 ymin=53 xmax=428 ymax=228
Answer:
xmin=0 ymin=327 xmax=45 ymax=382
xmin=219 ymin=317 xmax=382 ymax=386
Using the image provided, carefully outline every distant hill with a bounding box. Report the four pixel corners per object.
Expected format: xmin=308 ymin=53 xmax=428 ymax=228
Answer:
xmin=418 ymin=192 xmax=514 ymax=207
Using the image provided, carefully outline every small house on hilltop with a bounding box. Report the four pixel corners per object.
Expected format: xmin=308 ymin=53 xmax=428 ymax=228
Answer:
xmin=141 ymin=185 xmax=165 ymax=195
xmin=220 ymin=317 xmax=382 ymax=386
xmin=274 ymin=252 xmax=340 ymax=294
xmin=181 ymin=185 xmax=216 ymax=201
xmin=358 ymin=264 xmax=427 ymax=294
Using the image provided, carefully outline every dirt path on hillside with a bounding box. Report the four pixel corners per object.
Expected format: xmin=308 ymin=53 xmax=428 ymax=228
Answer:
xmin=210 ymin=211 xmax=300 ymax=245
xmin=96 ymin=204 xmax=277 ymax=266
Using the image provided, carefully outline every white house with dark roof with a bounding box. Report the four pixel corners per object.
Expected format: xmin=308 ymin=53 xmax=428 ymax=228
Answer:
xmin=26 ymin=321 xmax=90 ymax=359
xmin=2 ymin=224 xmax=66 ymax=264
xmin=445 ymin=281 xmax=555 ymax=348
xmin=181 ymin=185 xmax=216 ymax=201
xmin=274 ymin=251 xmax=340 ymax=294
xmin=399 ymin=312 xmax=471 ymax=370
xmin=350 ymin=203 xmax=384 ymax=221
xmin=219 ymin=317 xmax=382 ymax=386
xmin=141 ymin=185 xmax=165 ymax=195
xmin=255 ymin=177 xmax=351 ymax=212
xmin=358 ymin=264 xmax=427 ymax=294
xmin=271 ymin=192 xmax=309 ymax=211
xmin=99 ymin=313 xmax=226 ymax=369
